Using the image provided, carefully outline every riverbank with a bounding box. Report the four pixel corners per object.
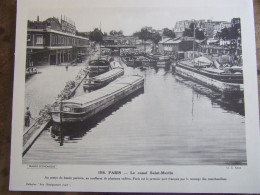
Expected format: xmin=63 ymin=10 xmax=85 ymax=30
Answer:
xmin=23 ymin=67 xmax=88 ymax=156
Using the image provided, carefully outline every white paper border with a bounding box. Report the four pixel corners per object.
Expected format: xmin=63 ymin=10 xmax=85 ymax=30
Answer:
xmin=9 ymin=0 xmax=260 ymax=193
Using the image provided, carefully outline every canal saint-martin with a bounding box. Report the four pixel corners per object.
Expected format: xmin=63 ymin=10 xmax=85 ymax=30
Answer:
xmin=23 ymin=56 xmax=246 ymax=165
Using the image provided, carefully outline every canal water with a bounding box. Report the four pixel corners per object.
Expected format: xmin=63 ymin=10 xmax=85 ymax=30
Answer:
xmin=23 ymin=59 xmax=246 ymax=165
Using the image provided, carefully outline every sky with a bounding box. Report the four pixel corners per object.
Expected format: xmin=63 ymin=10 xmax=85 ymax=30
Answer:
xmin=27 ymin=0 xmax=243 ymax=36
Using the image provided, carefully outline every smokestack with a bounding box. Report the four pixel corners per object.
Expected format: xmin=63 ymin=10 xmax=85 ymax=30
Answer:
xmin=37 ymin=16 xmax=39 ymax=22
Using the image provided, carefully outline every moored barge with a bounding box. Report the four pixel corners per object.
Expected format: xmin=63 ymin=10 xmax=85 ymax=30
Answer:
xmin=51 ymin=75 xmax=144 ymax=123
xmin=83 ymin=68 xmax=124 ymax=91
xmin=121 ymin=57 xmax=139 ymax=67
xmin=88 ymin=59 xmax=110 ymax=75
xmin=156 ymin=56 xmax=171 ymax=67
xmin=176 ymin=59 xmax=244 ymax=94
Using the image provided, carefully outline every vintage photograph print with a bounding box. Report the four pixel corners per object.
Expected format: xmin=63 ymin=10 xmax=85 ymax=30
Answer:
xmin=22 ymin=2 xmax=246 ymax=166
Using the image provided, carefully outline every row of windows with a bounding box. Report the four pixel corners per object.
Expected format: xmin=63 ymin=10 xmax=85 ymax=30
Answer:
xmin=164 ymin=44 xmax=178 ymax=48
xmin=27 ymin=34 xmax=43 ymax=45
xmin=51 ymin=34 xmax=88 ymax=46
xmin=27 ymin=33 xmax=88 ymax=46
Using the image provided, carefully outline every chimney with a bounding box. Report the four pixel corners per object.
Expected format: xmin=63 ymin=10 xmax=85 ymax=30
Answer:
xmin=37 ymin=16 xmax=39 ymax=22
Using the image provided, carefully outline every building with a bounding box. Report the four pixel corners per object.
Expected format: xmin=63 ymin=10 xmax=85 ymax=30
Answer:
xmin=174 ymin=20 xmax=191 ymax=33
xmin=213 ymin=21 xmax=231 ymax=38
xmin=204 ymin=20 xmax=220 ymax=38
xmin=174 ymin=20 xmax=206 ymax=34
xmin=158 ymin=37 xmax=199 ymax=58
xmin=231 ymin=18 xmax=241 ymax=27
xmin=26 ymin=16 xmax=90 ymax=67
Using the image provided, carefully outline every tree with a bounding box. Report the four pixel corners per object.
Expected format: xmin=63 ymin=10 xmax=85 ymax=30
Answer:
xmin=183 ymin=23 xmax=205 ymax=40
xmin=162 ymin=28 xmax=176 ymax=39
xmin=138 ymin=28 xmax=152 ymax=42
xmin=216 ymin=24 xmax=241 ymax=48
xmin=133 ymin=27 xmax=153 ymax=52
xmin=151 ymin=32 xmax=162 ymax=52
xmin=109 ymin=30 xmax=124 ymax=36
xmin=118 ymin=30 xmax=124 ymax=36
xmin=220 ymin=28 xmax=230 ymax=41
xmin=196 ymin=29 xmax=205 ymax=40
xmin=109 ymin=30 xmax=117 ymax=36
xmin=183 ymin=23 xmax=194 ymax=37
xmin=89 ymin=28 xmax=103 ymax=44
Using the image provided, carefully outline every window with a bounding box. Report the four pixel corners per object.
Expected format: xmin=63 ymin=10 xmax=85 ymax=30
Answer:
xmin=27 ymin=34 xmax=31 ymax=41
xmin=52 ymin=34 xmax=55 ymax=45
xmin=36 ymin=35 xmax=43 ymax=44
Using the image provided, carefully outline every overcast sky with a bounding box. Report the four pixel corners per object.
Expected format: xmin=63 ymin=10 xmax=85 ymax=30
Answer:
xmin=27 ymin=0 xmax=243 ymax=35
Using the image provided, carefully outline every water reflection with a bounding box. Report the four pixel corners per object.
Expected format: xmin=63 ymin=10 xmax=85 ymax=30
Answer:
xmin=175 ymin=76 xmax=245 ymax=116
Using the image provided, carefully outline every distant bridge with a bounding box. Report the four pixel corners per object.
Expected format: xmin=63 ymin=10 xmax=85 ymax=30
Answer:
xmin=103 ymin=45 xmax=137 ymax=50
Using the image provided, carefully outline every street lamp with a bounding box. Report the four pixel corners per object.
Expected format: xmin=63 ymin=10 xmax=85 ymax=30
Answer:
xmin=193 ymin=23 xmax=196 ymax=60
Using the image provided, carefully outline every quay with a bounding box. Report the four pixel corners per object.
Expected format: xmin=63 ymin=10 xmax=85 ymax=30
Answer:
xmin=23 ymin=63 xmax=88 ymax=155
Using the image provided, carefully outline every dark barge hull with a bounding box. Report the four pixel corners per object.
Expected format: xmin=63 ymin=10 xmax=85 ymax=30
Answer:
xmin=88 ymin=59 xmax=110 ymax=75
xmin=52 ymin=75 xmax=144 ymax=123
xmin=121 ymin=57 xmax=135 ymax=67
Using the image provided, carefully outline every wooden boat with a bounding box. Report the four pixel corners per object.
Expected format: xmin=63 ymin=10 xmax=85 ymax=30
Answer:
xmin=135 ymin=56 xmax=155 ymax=66
xmin=156 ymin=56 xmax=171 ymax=67
xmin=51 ymin=75 xmax=144 ymax=123
xmin=176 ymin=58 xmax=244 ymax=94
xmin=121 ymin=57 xmax=136 ymax=67
xmin=83 ymin=68 xmax=124 ymax=91
xmin=146 ymin=52 xmax=161 ymax=61
xmin=121 ymin=56 xmax=156 ymax=67
xmin=87 ymin=59 xmax=110 ymax=75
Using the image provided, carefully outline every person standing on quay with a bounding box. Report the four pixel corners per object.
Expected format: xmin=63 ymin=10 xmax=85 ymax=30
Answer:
xmin=24 ymin=107 xmax=31 ymax=127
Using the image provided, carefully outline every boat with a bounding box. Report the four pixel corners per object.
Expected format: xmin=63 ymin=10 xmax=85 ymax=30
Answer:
xmin=121 ymin=57 xmax=135 ymax=67
xmin=156 ymin=56 xmax=171 ymax=67
xmin=51 ymin=75 xmax=144 ymax=123
xmin=25 ymin=67 xmax=38 ymax=79
xmin=121 ymin=56 xmax=142 ymax=67
xmin=146 ymin=52 xmax=161 ymax=61
xmin=121 ymin=56 xmax=156 ymax=67
xmin=87 ymin=59 xmax=110 ymax=76
xmin=135 ymin=56 xmax=156 ymax=67
xmin=175 ymin=57 xmax=244 ymax=94
xmin=83 ymin=68 xmax=124 ymax=91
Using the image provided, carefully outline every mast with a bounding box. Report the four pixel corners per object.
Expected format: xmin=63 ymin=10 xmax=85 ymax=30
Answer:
xmin=193 ymin=23 xmax=196 ymax=60
xmin=99 ymin=20 xmax=102 ymax=59
xmin=59 ymin=99 xmax=63 ymax=146
xmin=98 ymin=21 xmax=102 ymax=74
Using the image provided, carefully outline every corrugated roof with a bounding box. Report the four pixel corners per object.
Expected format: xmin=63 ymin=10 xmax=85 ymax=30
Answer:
xmin=63 ymin=75 xmax=143 ymax=105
